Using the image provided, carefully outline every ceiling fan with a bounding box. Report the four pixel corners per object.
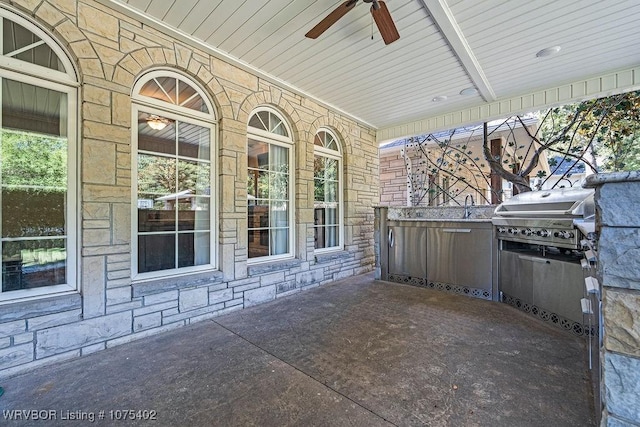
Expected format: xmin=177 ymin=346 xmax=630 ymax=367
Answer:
xmin=306 ymin=0 xmax=400 ymax=45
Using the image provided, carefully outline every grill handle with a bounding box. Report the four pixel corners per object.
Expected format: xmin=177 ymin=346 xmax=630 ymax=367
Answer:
xmin=518 ymin=254 xmax=551 ymax=264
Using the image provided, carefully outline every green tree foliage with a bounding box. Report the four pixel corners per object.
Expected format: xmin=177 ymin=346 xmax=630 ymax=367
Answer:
xmin=1 ymin=129 xmax=67 ymax=188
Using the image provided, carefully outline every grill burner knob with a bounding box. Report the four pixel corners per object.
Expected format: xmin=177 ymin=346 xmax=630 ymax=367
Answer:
xmin=536 ymin=229 xmax=551 ymax=237
xmin=553 ymin=230 xmax=575 ymax=239
xmin=521 ymin=228 xmax=534 ymax=236
xmin=497 ymin=227 xmax=507 ymax=233
xmin=508 ymin=228 xmax=519 ymax=235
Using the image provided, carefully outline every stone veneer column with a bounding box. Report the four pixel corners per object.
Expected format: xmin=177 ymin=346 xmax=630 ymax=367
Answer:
xmin=584 ymin=172 xmax=640 ymax=426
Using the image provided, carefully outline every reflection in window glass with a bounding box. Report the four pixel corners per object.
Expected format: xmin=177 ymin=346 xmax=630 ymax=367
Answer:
xmin=136 ymin=109 xmax=212 ymax=274
xmin=314 ymin=130 xmax=342 ymax=251
xmin=247 ymin=109 xmax=292 ymax=260
xmin=1 ymin=79 xmax=69 ymax=292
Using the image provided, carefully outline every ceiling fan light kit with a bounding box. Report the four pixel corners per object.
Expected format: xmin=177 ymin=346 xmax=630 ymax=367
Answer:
xmin=306 ymin=0 xmax=400 ymax=45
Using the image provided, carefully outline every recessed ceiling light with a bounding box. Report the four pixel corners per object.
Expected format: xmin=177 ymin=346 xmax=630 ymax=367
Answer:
xmin=432 ymin=95 xmax=448 ymax=102
xmin=536 ymin=46 xmax=561 ymax=58
xmin=459 ymin=87 xmax=478 ymax=96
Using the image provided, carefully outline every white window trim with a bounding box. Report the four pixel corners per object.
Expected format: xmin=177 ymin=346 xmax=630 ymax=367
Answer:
xmin=0 ymin=11 xmax=78 ymax=302
xmin=131 ymin=70 xmax=218 ymax=282
xmin=247 ymin=108 xmax=295 ymax=264
xmin=313 ymin=129 xmax=344 ymax=253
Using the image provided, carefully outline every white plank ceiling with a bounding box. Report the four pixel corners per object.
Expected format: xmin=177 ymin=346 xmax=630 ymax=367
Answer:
xmin=104 ymin=0 xmax=640 ymax=139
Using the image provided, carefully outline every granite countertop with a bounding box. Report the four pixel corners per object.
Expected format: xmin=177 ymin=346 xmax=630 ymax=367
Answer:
xmin=583 ymin=171 xmax=640 ymax=187
xmin=383 ymin=205 xmax=496 ymax=221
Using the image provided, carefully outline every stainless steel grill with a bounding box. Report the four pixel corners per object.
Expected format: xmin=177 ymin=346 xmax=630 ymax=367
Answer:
xmin=492 ymin=187 xmax=595 ymax=249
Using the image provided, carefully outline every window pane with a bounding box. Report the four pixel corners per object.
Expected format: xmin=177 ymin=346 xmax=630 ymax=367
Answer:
xmin=248 ymin=139 xmax=268 ymax=169
xmin=139 ymin=79 xmax=173 ymax=104
xmin=178 ymin=122 xmax=210 ymax=160
xmin=270 ymin=202 xmax=288 ymax=229
xmin=324 ymin=158 xmax=338 ymax=180
xmin=271 ymin=229 xmax=289 ymax=255
xmin=2 ymin=19 xmax=64 ymax=72
xmin=178 ymin=232 xmax=210 ymax=267
xmin=138 ymin=234 xmax=175 ymax=273
xmin=248 ymin=111 xmax=269 ymax=131
xmin=325 ymin=181 xmax=338 ymax=203
xmin=248 ymin=229 xmax=269 ymax=258
xmin=248 ymin=202 xmax=269 ymax=231
xmin=148 ymin=77 xmax=176 ymax=104
xmin=2 ymin=187 xmax=65 ymax=238
xmin=3 ymin=79 xmax=66 ymax=136
xmin=178 ymin=197 xmax=210 ymax=231
xmin=325 ymin=207 xmax=338 ymax=225
xmin=270 ymin=172 xmax=288 ymax=201
xmin=177 ymin=159 xmax=210 ymax=196
xmin=138 ymin=112 xmax=175 ymax=154
xmin=2 ymin=238 xmax=66 ymax=291
xmin=314 ymin=156 xmax=324 ymax=179
xmin=137 ymin=154 xmax=176 ymax=232
xmin=270 ymin=145 xmax=288 ymax=173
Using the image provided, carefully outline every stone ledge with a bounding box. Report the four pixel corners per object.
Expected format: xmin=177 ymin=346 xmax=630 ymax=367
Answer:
xmin=247 ymin=259 xmax=302 ymax=276
xmin=132 ymin=271 xmax=224 ymax=297
xmin=0 ymin=294 xmax=82 ymax=323
xmin=315 ymin=250 xmax=352 ymax=264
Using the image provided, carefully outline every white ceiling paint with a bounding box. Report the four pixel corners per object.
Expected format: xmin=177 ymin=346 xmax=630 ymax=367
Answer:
xmin=98 ymin=0 xmax=640 ymax=142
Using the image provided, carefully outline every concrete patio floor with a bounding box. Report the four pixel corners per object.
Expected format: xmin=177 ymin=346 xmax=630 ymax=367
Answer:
xmin=0 ymin=273 xmax=595 ymax=426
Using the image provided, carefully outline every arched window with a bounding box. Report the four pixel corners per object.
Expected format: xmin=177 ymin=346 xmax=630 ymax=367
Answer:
xmin=131 ymin=70 xmax=217 ymax=278
xmin=314 ymin=129 xmax=343 ymax=252
xmin=0 ymin=8 xmax=78 ymax=301
xmin=247 ymin=108 xmax=294 ymax=261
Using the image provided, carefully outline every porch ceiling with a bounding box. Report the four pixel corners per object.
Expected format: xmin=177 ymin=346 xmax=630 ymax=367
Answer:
xmin=102 ymin=0 xmax=640 ymax=142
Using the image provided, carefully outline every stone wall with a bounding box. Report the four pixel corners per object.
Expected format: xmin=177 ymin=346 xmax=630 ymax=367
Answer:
xmin=379 ymin=149 xmax=408 ymax=206
xmin=584 ymin=172 xmax=640 ymax=426
xmin=0 ymin=0 xmax=378 ymax=377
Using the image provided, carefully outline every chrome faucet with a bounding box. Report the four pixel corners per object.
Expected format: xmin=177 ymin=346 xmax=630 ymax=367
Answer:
xmin=463 ymin=194 xmax=475 ymax=219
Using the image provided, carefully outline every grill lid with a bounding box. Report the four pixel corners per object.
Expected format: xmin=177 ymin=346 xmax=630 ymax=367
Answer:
xmin=493 ymin=187 xmax=595 ymax=219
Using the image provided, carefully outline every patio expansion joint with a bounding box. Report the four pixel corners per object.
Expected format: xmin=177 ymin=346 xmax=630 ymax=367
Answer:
xmin=211 ymin=319 xmax=399 ymax=427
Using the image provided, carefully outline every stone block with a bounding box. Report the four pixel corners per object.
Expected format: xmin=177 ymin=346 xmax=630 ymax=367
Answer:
xmin=0 ymin=320 xmax=26 ymax=338
xmin=78 ymin=3 xmax=119 ymax=41
xmin=209 ymin=289 xmax=233 ymax=305
xmin=597 ymin=183 xmax=640 ymax=227
xmin=13 ymin=332 xmax=34 ymax=345
xmin=296 ymin=269 xmax=325 ymax=287
xmin=27 ymin=310 xmax=82 ymax=331
xmin=0 ymin=337 xmax=10 ymax=349
xmin=82 ymin=256 xmax=106 ymax=318
xmin=81 ymin=343 xmax=106 ymax=356
xmin=244 ymin=285 xmax=276 ymax=307
xmin=0 ymin=343 xmax=34 ymax=370
xmin=599 ymin=227 xmax=640 ymax=290
xmin=134 ymin=312 xmax=162 ymax=332
xmin=133 ymin=301 xmax=176 ymax=317
xmin=36 ymin=312 xmax=132 ymax=358
xmin=83 ymin=139 xmax=116 ymax=185
xmin=604 ymin=289 xmax=640 ymax=357
xmin=606 ymin=414 xmax=637 ymax=427
xmin=107 ymin=287 xmax=132 ymax=306
xmin=144 ymin=291 xmax=178 ymax=305
xmin=605 ymin=353 xmax=640 ymax=423
xmin=260 ymin=271 xmax=285 ymax=286
xmin=179 ymin=287 xmax=208 ymax=312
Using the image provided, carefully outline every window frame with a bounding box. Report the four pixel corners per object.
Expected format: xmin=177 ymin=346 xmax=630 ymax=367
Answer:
xmin=131 ymin=70 xmax=218 ymax=282
xmin=313 ymin=128 xmax=344 ymax=253
xmin=0 ymin=8 xmax=78 ymax=302
xmin=247 ymin=107 xmax=295 ymax=264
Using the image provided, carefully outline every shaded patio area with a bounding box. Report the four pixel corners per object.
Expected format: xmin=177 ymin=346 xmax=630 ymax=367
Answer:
xmin=0 ymin=273 xmax=595 ymax=426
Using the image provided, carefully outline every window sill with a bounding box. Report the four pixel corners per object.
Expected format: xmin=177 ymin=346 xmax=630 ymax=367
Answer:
xmin=314 ymin=250 xmax=351 ymax=264
xmin=247 ymin=259 xmax=302 ymax=276
xmin=132 ymin=270 xmax=225 ymax=297
xmin=0 ymin=292 xmax=81 ymax=323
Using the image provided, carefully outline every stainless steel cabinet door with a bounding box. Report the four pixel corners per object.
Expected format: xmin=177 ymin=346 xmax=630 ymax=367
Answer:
xmin=388 ymin=226 xmax=427 ymax=279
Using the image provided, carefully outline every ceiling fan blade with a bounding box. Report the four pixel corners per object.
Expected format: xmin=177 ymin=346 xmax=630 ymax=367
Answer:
xmin=371 ymin=1 xmax=400 ymax=45
xmin=305 ymin=0 xmax=358 ymax=39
